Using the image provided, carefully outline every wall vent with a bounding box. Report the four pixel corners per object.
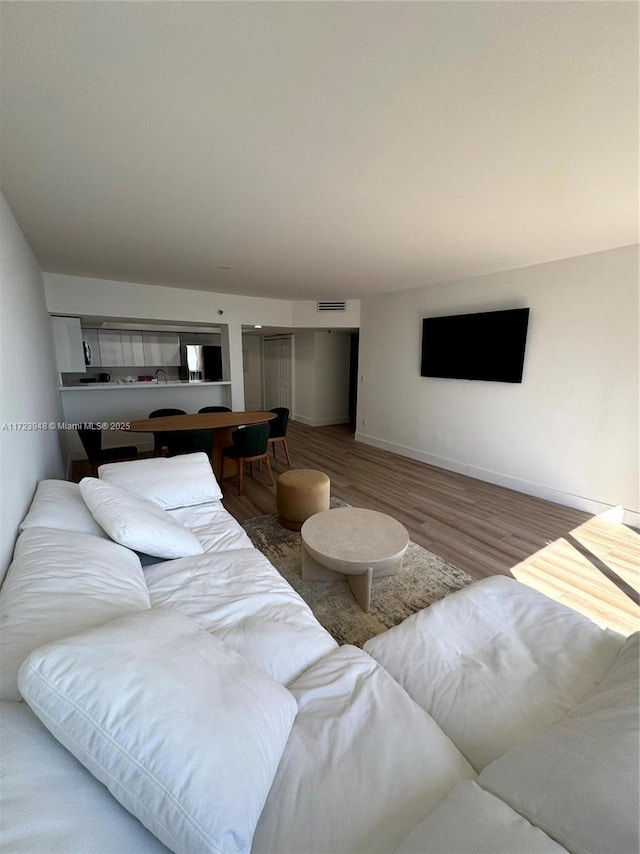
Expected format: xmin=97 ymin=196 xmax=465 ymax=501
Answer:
xmin=317 ymin=300 xmax=347 ymax=312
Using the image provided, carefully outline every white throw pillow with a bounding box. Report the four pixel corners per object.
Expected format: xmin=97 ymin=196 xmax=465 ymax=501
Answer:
xmin=19 ymin=479 xmax=108 ymax=538
xmin=0 ymin=527 xmax=150 ymax=702
xmin=98 ymin=452 xmax=223 ymax=509
xmin=19 ymin=609 xmax=298 ymax=854
xmin=80 ymin=477 xmax=204 ymax=559
xmin=478 ymin=632 xmax=640 ymax=854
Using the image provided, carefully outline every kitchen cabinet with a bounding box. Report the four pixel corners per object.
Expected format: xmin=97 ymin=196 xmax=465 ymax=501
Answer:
xmin=142 ymin=333 xmax=163 ymax=366
xmin=142 ymin=333 xmax=181 ymax=367
xmin=98 ymin=331 xmax=146 ymax=367
xmin=121 ymin=332 xmax=145 ymax=366
xmin=98 ymin=330 xmax=124 ymax=366
xmin=81 ymin=328 xmax=101 ymax=367
xmin=55 ymin=326 xmax=181 ymax=369
xmin=51 ymin=316 xmax=86 ymax=373
xmin=161 ymin=333 xmax=181 ymax=366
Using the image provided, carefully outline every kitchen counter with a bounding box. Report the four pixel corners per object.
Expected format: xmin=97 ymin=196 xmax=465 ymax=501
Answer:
xmin=60 ymin=381 xmax=231 ymax=391
xmin=58 ymin=380 xmax=235 ymax=457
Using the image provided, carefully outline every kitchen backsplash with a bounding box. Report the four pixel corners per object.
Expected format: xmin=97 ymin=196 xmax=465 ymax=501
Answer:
xmin=61 ymin=366 xmax=181 ymax=386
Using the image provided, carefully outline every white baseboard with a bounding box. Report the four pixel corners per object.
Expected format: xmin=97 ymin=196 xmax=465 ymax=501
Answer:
xmin=293 ymin=414 xmax=350 ymax=427
xmin=355 ymin=430 xmax=640 ymax=529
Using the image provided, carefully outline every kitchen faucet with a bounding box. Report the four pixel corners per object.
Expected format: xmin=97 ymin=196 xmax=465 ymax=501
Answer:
xmin=155 ymin=368 xmax=168 ymax=382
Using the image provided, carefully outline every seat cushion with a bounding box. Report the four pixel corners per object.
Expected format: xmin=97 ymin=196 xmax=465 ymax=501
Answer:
xmin=478 ymin=632 xmax=640 ymax=854
xmin=80 ymin=477 xmax=204 ymax=559
xmin=252 ymin=644 xmax=476 ymax=854
xmin=394 ymin=781 xmax=569 ymax=854
xmin=98 ymin=452 xmax=223 ymax=508
xmin=167 ymin=502 xmax=254 ymax=553
xmin=144 ymin=548 xmax=337 ymax=685
xmin=0 ymin=527 xmax=150 ymax=702
xmin=0 ymin=700 xmax=170 ymax=854
xmin=19 ymin=479 xmax=108 ymax=538
xmin=363 ymin=576 xmax=624 ymax=770
xmin=19 ymin=609 xmax=298 ymax=854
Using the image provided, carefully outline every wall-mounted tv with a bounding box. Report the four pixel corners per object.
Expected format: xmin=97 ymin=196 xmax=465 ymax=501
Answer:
xmin=420 ymin=307 xmax=530 ymax=383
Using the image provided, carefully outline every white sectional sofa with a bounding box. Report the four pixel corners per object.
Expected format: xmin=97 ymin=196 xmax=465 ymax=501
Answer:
xmin=1 ymin=453 xmax=638 ymax=854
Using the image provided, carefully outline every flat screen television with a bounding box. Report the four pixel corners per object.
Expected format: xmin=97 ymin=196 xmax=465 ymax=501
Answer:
xmin=420 ymin=307 xmax=530 ymax=383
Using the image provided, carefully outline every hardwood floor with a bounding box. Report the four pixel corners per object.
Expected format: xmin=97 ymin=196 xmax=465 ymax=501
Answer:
xmin=220 ymin=421 xmax=640 ymax=636
xmin=72 ymin=419 xmax=639 ymax=636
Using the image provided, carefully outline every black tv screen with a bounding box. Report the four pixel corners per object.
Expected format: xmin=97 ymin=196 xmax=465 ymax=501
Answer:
xmin=421 ymin=308 xmax=530 ymax=383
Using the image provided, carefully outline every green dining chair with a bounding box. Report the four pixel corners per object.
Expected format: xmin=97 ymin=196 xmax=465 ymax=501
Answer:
xmin=221 ymin=422 xmax=273 ymax=495
xmin=267 ymin=407 xmax=291 ymax=464
xmin=148 ymin=408 xmax=186 ymax=457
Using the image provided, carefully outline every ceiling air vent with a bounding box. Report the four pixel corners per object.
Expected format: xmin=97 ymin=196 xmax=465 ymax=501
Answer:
xmin=317 ymin=300 xmax=347 ymax=312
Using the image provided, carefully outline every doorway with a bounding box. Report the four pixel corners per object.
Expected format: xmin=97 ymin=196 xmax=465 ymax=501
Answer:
xmin=263 ymin=336 xmax=292 ymax=411
xmin=348 ymin=332 xmax=359 ymax=430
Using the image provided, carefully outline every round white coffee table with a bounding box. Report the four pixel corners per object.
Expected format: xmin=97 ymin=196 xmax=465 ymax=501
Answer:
xmin=301 ymin=507 xmax=409 ymax=612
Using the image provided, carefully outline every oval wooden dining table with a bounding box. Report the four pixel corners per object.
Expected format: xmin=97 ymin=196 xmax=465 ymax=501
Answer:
xmin=128 ymin=411 xmax=277 ymax=479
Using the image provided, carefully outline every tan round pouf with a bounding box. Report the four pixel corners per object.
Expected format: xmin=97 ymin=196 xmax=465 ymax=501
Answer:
xmin=277 ymin=469 xmax=330 ymax=531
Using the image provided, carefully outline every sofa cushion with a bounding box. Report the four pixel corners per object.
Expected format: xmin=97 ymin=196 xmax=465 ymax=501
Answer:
xmin=363 ymin=576 xmax=624 ymax=770
xmin=0 ymin=527 xmax=149 ymax=702
xmin=80 ymin=477 xmax=204 ymax=559
xmin=19 ymin=479 xmax=108 ymax=538
xmin=168 ymin=502 xmax=255 ymax=553
xmin=395 ymin=781 xmax=568 ymax=853
xmin=0 ymin=700 xmax=170 ymax=854
xmin=251 ymin=645 xmax=476 ymax=854
xmin=19 ymin=608 xmax=298 ymax=854
xmin=144 ymin=548 xmax=337 ymax=685
xmin=478 ymin=632 xmax=640 ymax=854
xmin=98 ymin=452 xmax=223 ymax=509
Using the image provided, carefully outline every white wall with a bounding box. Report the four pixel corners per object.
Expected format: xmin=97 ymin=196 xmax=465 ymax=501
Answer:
xmin=0 ymin=193 xmax=64 ymax=581
xmin=44 ymin=273 xmax=294 ymax=327
xmin=357 ymin=246 xmax=639 ymax=523
xmin=293 ymin=331 xmax=351 ymax=426
xmin=291 ymin=300 xmax=360 ymax=329
xmin=314 ymin=332 xmax=351 ymax=426
xmin=293 ymin=333 xmax=317 ymax=423
xmin=242 ymin=334 xmax=264 ymax=410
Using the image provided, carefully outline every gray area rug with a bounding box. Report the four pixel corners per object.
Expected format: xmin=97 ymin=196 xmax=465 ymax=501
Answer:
xmin=241 ymin=500 xmax=474 ymax=647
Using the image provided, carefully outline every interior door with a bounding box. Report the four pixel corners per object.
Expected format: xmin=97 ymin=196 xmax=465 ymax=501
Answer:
xmin=263 ymin=337 xmax=292 ymax=411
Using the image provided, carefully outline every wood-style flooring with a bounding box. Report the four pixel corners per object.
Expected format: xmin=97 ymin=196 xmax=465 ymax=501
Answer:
xmin=72 ymin=420 xmax=639 ymax=636
xmin=221 ymin=421 xmax=640 ymax=636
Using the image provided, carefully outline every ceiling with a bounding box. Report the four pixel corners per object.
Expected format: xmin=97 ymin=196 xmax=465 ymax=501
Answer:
xmin=1 ymin=1 xmax=637 ymax=301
